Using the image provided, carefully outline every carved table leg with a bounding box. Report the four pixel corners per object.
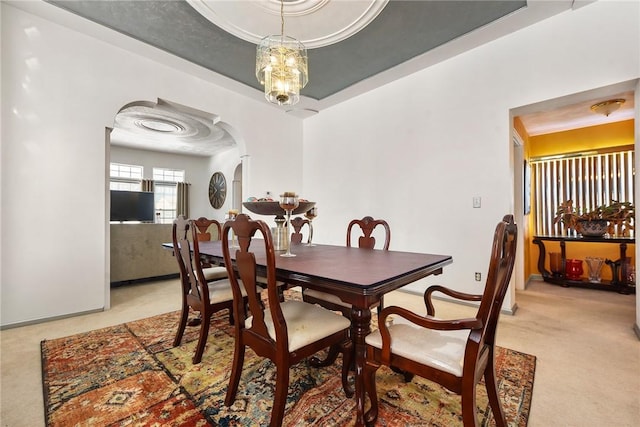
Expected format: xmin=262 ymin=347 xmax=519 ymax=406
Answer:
xmin=351 ymin=305 xmax=372 ymax=427
xmin=532 ymin=238 xmax=550 ymax=279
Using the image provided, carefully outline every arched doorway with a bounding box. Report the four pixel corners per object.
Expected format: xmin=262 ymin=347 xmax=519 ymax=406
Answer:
xmin=106 ymin=99 xmax=244 ymax=306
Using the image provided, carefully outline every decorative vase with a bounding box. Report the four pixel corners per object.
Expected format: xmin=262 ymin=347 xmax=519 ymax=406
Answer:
xmin=577 ymin=220 xmax=608 ymax=237
xmin=565 ymin=259 xmax=583 ymax=281
xmin=585 ymin=256 xmax=605 ymax=283
xmin=549 ymin=252 xmax=563 ymax=277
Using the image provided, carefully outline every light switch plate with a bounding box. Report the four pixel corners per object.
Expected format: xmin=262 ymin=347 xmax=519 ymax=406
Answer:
xmin=473 ymin=196 xmax=481 ymax=208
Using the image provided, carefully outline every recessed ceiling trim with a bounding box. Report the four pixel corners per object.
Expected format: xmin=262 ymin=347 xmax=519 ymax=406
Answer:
xmin=137 ymin=119 xmax=184 ymax=133
xmin=185 ymin=0 xmax=388 ymax=48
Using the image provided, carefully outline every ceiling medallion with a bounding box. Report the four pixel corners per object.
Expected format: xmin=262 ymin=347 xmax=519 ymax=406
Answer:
xmin=186 ymin=0 xmax=388 ymax=49
xmin=137 ymin=119 xmax=184 ymax=133
xmin=590 ymin=99 xmax=626 ymax=117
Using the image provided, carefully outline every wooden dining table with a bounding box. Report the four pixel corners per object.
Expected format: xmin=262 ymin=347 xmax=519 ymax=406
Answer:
xmin=193 ymin=240 xmax=452 ymax=426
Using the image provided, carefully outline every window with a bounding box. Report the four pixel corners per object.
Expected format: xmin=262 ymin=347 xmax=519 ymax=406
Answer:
xmin=153 ymin=168 xmax=185 ymax=224
xmin=531 ymin=149 xmax=635 ymax=236
xmin=110 ymin=163 xmax=143 ymax=191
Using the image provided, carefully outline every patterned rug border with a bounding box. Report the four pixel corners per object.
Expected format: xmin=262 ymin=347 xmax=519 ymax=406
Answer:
xmin=41 ymin=307 xmax=536 ymax=426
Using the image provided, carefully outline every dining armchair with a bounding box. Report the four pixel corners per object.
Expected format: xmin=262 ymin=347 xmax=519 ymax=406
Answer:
xmin=289 ymin=216 xmax=310 ymax=245
xmin=222 ymin=214 xmax=353 ymax=427
xmin=172 ymin=215 xmax=246 ymax=364
xmin=192 ymin=216 xmax=228 ymax=281
xmin=303 ymin=216 xmax=391 ymax=317
xmin=362 ymin=214 xmax=517 ymax=427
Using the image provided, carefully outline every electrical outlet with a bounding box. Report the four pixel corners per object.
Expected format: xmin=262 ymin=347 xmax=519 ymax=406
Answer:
xmin=475 ymin=272 xmax=482 ymax=281
xmin=473 ymin=196 xmax=481 ymax=208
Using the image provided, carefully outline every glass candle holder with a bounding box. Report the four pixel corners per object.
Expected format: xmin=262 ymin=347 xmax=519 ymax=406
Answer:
xmin=304 ymin=206 xmax=317 ymax=246
xmin=549 ymin=252 xmax=563 ymax=277
xmin=279 ymin=193 xmax=299 ymax=257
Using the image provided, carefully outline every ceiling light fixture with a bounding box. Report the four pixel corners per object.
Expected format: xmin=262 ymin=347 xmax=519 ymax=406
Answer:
xmin=590 ymin=99 xmax=626 ymax=117
xmin=255 ymin=0 xmax=308 ymax=106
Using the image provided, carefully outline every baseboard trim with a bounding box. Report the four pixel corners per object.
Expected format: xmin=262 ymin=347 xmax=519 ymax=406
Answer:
xmin=633 ymin=323 xmax=640 ymax=340
xmin=110 ymin=273 xmax=179 ymax=287
xmin=0 ymin=307 xmax=104 ymax=330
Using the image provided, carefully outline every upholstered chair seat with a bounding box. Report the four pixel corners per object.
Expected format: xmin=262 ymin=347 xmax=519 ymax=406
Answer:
xmin=365 ymin=316 xmax=469 ymax=376
xmin=246 ymin=300 xmax=351 ymax=352
xmin=203 ymin=266 xmax=229 ymax=281
xmin=207 ymin=279 xmax=247 ymax=303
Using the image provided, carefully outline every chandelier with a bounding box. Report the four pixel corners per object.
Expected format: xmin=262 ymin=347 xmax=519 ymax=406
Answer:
xmin=255 ymin=0 xmax=308 ymax=106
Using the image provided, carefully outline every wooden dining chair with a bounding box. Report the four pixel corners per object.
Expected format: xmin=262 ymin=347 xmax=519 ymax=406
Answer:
xmin=362 ymin=214 xmax=518 ymax=427
xmin=172 ymin=215 xmax=246 ymax=364
xmin=289 ymin=216 xmax=310 ymax=245
xmin=303 ymin=216 xmax=391 ymax=317
xmin=192 ymin=216 xmax=228 ymax=282
xmin=222 ymin=214 xmax=353 ymax=427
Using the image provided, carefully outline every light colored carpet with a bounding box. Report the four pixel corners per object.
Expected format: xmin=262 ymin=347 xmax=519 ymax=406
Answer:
xmin=1 ymin=278 xmax=638 ymax=426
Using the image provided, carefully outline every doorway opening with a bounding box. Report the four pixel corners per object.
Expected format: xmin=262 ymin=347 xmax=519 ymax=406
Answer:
xmin=511 ymin=80 xmax=637 ymax=307
xmin=106 ymin=99 xmax=244 ymax=308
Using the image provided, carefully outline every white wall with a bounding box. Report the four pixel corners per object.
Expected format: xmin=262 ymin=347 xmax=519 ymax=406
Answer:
xmin=302 ymin=1 xmax=640 ymax=311
xmin=1 ymin=1 xmax=303 ymax=327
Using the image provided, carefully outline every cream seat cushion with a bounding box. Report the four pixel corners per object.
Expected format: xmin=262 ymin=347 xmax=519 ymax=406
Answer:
xmin=245 ymin=300 xmax=351 ymax=352
xmin=203 ymin=266 xmax=229 ymax=281
xmin=206 ymin=279 xmax=246 ymax=304
xmin=303 ymin=289 xmax=350 ymax=308
xmin=365 ymin=314 xmax=470 ymax=377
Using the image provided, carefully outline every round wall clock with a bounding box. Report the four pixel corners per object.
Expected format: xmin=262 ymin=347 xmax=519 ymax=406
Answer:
xmin=208 ymin=172 xmax=227 ymax=209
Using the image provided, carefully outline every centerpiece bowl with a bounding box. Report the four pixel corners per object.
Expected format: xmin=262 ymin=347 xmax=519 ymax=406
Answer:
xmin=243 ymin=201 xmax=316 ymax=217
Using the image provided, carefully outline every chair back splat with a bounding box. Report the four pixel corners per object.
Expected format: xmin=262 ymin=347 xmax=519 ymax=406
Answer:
xmin=222 ymin=214 xmax=353 ymax=427
xmin=363 ymin=214 xmax=517 ymax=427
xmin=193 ymin=216 xmax=222 ymax=241
xmin=347 ymin=216 xmax=391 ymax=250
xmin=290 ymin=216 xmax=310 ymax=245
xmin=173 ymin=216 xmax=207 ymax=309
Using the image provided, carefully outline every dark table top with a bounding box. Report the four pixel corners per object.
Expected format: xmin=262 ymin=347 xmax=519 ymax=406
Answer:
xmin=196 ymin=240 xmax=452 ymax=297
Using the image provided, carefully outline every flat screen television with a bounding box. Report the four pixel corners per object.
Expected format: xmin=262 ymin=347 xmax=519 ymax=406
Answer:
xmin=110 ymin=190 xmax=155 ymax=222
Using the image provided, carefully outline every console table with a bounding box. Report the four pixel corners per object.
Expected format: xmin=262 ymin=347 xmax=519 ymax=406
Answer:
xmin=533 ymin=235 xmax=635 ymax=294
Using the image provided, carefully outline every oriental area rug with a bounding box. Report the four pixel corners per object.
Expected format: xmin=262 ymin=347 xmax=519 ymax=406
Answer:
xmin=42 ymin=308 xmax=536 ymax=426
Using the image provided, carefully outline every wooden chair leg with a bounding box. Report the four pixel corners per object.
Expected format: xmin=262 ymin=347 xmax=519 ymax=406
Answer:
xmin=376 ymin=295 xmax=384 ymax=316
xmin=363 ymin=359 xmax=381 ymax=427
xmin=192 ymin=311 xmax=210 ymax=364
xmin=224 ymin=341 xmax=245 ymax=406
xmin=484 ymin=360 xmax=507 ymax=427
xmin=461 ymin=384 xmax=479 ymax=427
xmin=173 ymin=303 xmax=189 ymax=347
xmin=270 ymin=364 xmax=290 ymax=427
xmin=309 ymin=345 xmax=341 ymax=367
